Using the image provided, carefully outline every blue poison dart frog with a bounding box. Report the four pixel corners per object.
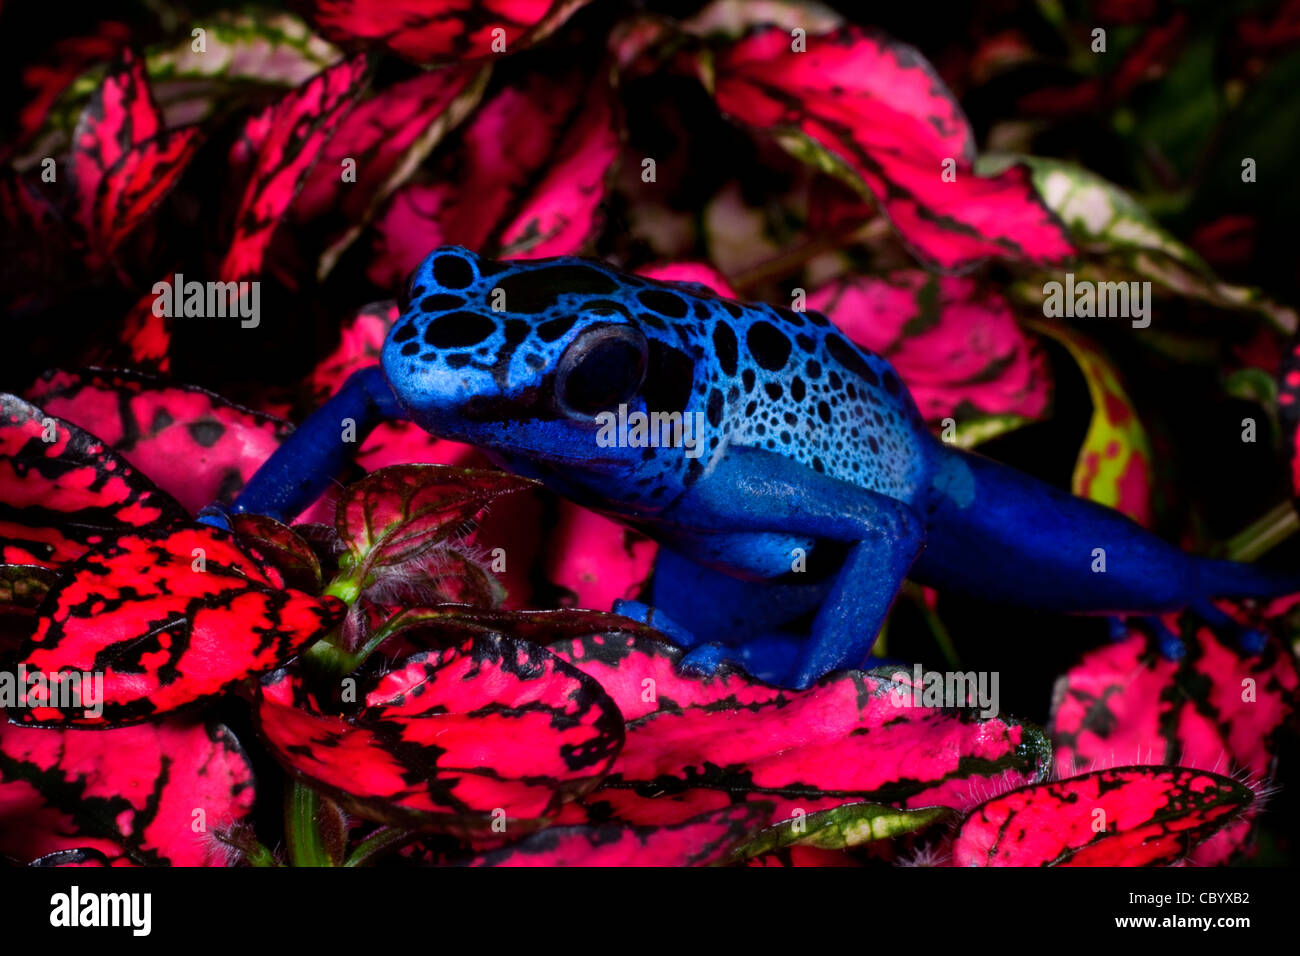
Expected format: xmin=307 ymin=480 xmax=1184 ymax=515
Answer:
xmin=215 ymin=245 xmax=1299 ymax=689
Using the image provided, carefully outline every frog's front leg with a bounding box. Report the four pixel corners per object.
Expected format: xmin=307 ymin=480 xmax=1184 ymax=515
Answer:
xmin=224 ymin=365 xmax=405 ymax=523
xmin=672 ymin=445 xmax=926 ymax=689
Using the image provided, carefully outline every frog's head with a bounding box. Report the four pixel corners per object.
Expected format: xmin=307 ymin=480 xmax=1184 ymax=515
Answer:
xmin=382 ymin=246 xmax=713 ymax=505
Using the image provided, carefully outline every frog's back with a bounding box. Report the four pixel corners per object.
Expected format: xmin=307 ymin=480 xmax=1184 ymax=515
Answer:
xmin=685 ymin=288 xmax=931 ymax=502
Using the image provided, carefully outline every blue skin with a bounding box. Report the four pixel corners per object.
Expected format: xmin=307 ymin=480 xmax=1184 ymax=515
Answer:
xmin=219 ymin=245 xmax=1298 ymax=688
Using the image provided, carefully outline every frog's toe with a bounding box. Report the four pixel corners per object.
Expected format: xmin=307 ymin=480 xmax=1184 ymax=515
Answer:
xmin=611 ymin=600 xmax=700 ymax=648
xmin=1238 ymin=627 xmax=1268 ymax=654
xmin=197 ymin=503 xmax=233 ymax=532
xmin=735 ymin=634 xmax=804 ymax=685
xmin=610 ymin=602 xmax=802 ymax=684
xmin=1108 ymin=613 xmax=1185 ymax=660
xmin=678 ymin=643 xmax=730 ymax=678
xmin=1107 ymin=603 xmax=1268 ymax=659
xmin=1188 ymin=600 xmax=1268 ymax=655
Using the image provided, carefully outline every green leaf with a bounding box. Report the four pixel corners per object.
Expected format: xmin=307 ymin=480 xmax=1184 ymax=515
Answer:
xmin=0 ymin=564 xmax=59 ymax=611
xmin=1129 ymin=35 xmax=1221 ymax=182
xmin=946 ymin=414 xmax=1034 ymax=449
xmin=40 ymin=10 xmax=343 ymax=142
xmin=149 ymin=11 xmax=341 ymax=86
xmin=997 ymin=154 xmax=1296 ymax=332
xmin=1205 ymin=50 xmax=1300 ymax=223
xmin=1032 ymin=322 xmax=1154 ymax=526
xmin=1225 ymin=367 xmax=1279 ymax=447
xmin=731 ymin=802 xmax=953 ymax=861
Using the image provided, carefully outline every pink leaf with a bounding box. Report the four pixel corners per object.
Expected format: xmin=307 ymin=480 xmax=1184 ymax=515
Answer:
xmin=553 ymin=632 xmax=1051 ymax=827
xmin=709 ymin=26 xmax=1075 ymax=271
xmin=256 ymin=633 xmax=623 ymax=833
xmin=953 ymin=766 xmax=1255 ymax=866
xmin=27 ymin=368 xmax=293 ymax=513
xmin=220 ymin=56 xmax=367 ymax=282
xmin=808 ymin=272 xmax=1050 ymax=423
xmin=303 ymin=0 xmax=591 ymax=65
xmin=0 ymin=719 xmax=255 ymax=866
xmin=369 ymin=68 xmax=617 ymax=285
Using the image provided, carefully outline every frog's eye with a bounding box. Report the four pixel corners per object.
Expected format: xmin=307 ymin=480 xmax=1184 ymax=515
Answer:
xmin=555 ymin=324 xmax=648 ymax=417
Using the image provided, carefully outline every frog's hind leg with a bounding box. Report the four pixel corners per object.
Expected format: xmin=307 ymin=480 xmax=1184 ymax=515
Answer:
xmin=918 ymin=442 xmax=1300 ymax=612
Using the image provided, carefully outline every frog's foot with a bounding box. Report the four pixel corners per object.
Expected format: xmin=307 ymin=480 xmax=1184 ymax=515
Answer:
xmin=611 ymin=600 xmax=700 ymax=648
xmin=735 ymin=635 xmax=899 ymax=686
xmin=611 ymin=600 xmax=805 ymax=684
xmin=1188 ymin=599 xmax=1268 ymax=654
xmin=1107 ymin=614 xmax=1186 ymax=660
xmin=678 ymin=643 xmax=730 ymax=678
xmin=612 ymin=600 xmax=737 ymax=679
xmin=197 ymin=503 xmax=233 ymax=532
xmin=1107 ymin=601 xmax=1267 ymax=659
xmin=681 ymin=635 xmax=806 ymax=685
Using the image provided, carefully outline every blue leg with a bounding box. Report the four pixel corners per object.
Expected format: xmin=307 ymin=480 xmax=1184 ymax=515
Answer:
xmin=220 ymin=366 xmax=405 ymax=523
xmin=919 ymin=442 xmax=1300 ymax=612
xmin=670 ymin=445 xmax=926 ymax=689
xmin=786 ymin=535 xmax=920 ymax=688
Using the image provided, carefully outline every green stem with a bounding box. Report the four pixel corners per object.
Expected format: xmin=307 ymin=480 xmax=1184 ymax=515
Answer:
xmin=241 ymin=839 xmax=280 ymax=868
xmin=922 ymin=602 xmax=962 ymax=671
xmin=286 ymin=781 xmax=335 ymax=867
xmin=904 ymin=583 xmax=962 ymax=669
xmin=323 ymin=572 xmax=364 ymax=605
xmin=214 ymin=827 xmax=280 ymax=867
xmin=1225 ymin=502 xmax=1299 ymax=562
xmin=729 ymin=222 xmax=881 ymax=293
xmin=344 ymin=827 xmax=419 ymax=867
xmin=316 ymin=611 xmax=421 ymax=679
xmin=300 ymin=633 xmax=357 ymax=679
xmin=295 ymin=562 xmax=373 ymax=680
